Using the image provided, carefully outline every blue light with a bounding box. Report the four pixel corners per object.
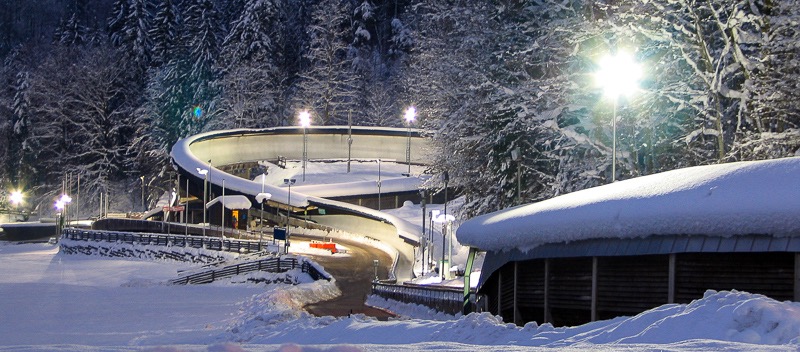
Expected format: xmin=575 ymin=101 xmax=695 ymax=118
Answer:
xmin=193 ymin=106 xmax=203 ymax=118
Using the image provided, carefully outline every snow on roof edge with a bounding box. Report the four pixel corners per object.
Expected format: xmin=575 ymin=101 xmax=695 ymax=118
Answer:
xmin=457 ymin=157 xmax=800 ymax=253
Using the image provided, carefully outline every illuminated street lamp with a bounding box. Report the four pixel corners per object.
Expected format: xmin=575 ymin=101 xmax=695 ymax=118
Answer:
xmin=595 ymin=50 xmax=642 ymax=182
xmin=284 ymin=178 xmax=296 ymax=249
xmin=298 ymin=110 xmax=311 ymax=182
xmin=433 ymin=210 xmax=455 ymax=280
xmin=10 ymin=190 xmax=23 ymax=208
xmin=197 ymin=166 xmax=209 ymax=236
xmin=55 ymin=194 xmax=72 ymax=234
xmin=404 ymin=107 xmax=416 ymax=175
xmin=256 ymin=183 xmax=272 ymax=248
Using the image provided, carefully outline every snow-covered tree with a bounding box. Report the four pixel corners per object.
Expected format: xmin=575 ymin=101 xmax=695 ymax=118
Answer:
xmin=54 ymin=13 xmax=92 ymax=47
xmin=108 ymin=0 xmax=153 ymax=72
xmin=25 ymin=45 xmax=137 ymax=209
xmin=7 ymin=70 xmax=34 ymax=187
xmin=736 ymin=0 xmax=800 ymax=159
xmin=294 ymin=0 xmax=358 ymax=126
xmin=149 ymin=0 xmax=180 ymax=68
xmin=214 ymin=0 xmax=284 ymax=129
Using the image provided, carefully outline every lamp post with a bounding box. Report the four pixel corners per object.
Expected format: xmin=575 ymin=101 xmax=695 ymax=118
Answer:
xmin=511 ymin=146 xmax=521 ymax=204
xmin=56 ymin=194 xmax=72 ymax=233
xmin=140 ymin=176 xmax=145 ymax=212
xmin=10 ymin=190 xmax=22 ymax=208
xmin=404 ymin=106 xmax=416 ymax=175
xmin=256 ymin=180 xmax=272 ymax=249
xmin=197 ymin=167 xmax=209 ymax=236
xmin=432 ymin=209 xmax=442 ymax=279
xmin=347 ymin=111 xmax=353 ymax=173
xmin=420 ymin=189 xmax=426 ymax=276
xmin=284 ymin=178 xmax=296 ymax=251
xmin=595 ymin=50 xmax=642 ymax=182
xmin=373 ymin=259 xmax=379 ymax=282
xmin=256 ymin=193 xmax=272 ymax=248
xmin=10 ymin=190 xmax=23 ymax=221
xmin=298 ymin=110 xmax=311 ymax=182
xmin=376 ymin=159 xmax=382 ymax=210
xmin=55 ymin=198 xmax=65 ymax=237
xmin=221 ymin=179 xmax=226 ymax=240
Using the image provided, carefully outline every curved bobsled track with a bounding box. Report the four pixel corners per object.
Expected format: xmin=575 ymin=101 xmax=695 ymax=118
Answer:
xmin=170 ymin=126 xmax=431 ymax=282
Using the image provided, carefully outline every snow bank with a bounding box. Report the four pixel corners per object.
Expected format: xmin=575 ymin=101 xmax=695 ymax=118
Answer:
xmin=366 ymin=295 xmax=461 ymax=321
xmin=547 ymin=290 xmax=800 ymax=346
xmin=227 ymin=289 xmax=800 ymax=348
xmin=458 ymin=157 xmax=800 ymax=252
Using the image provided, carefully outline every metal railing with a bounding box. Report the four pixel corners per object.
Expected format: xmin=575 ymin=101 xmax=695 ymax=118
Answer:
xmin=371 ymin=282 xmax=472 ymax=315
xmin=170 ymin=256 xmax=330 ymax=285
xmin=62 ymin=228 xmax=331 ymax=284
xmin=62 ymin=228 xmax=268 ymax=253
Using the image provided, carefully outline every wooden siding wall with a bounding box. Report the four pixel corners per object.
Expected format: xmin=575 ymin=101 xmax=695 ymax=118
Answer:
xmin=480 ymin=252 xmax=796 ymax=327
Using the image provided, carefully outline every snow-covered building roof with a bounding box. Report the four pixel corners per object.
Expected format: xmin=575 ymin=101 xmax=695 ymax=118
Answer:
xmin=206 ymin=195 xmax=252 ymax=210
xmin=457 ymin=157 xmax=800 ymax=253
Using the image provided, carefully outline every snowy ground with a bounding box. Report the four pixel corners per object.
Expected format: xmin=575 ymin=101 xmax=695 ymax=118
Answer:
xmin=2 ymin=241 xmax=800 ymax=351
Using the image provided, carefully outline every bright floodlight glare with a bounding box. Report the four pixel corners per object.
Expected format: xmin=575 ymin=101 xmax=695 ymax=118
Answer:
xmin=59 ymin=194 xmax=72 ymax=204
xmin=10 ymin=190 xmax=23 ymax=205
xmin=55 ymin=200 xmax=64 ymax=210
xmin=197 ymin=168 xmax=208 ymax=175
xmin=298 ymin=110 xmax=311 ymax=127
xmin=404 ymin=106 xmax=416 ymax=123
xmin=596 ymin=51 xmax=642 ymax=99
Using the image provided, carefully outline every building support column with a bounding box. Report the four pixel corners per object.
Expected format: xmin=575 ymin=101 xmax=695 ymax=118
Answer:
xmin=591 ymin=256 xmax=598 ymax=322
xmin=543 ymin=258 xmax=550 ymax=324
xmin=497 ymin=269 xmax=502 ymax=317
xmin=513 ymin=261 xmax=519 ymax=325
xmin=668 ymin=253 xmax=677 ymax=304
xmin=462 ymin=247 xmax=478 ymax=314
xmin=794 ymin=253 xmax=800 ymax=302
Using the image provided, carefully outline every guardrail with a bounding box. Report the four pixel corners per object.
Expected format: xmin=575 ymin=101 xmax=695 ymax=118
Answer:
xmin=170 ymin=256 xmax=330 ymax=285
xmin=371 ymin=282 xmax=473 ymax=315
xmin=62 ymin=228 xmax=268 ymax=253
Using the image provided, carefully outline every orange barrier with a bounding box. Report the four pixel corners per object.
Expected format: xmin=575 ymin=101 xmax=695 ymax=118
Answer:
xmin=310 ymin=241 xmax=338 ymax=254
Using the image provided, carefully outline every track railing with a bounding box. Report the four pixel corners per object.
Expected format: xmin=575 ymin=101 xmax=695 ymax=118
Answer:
xmin=170 ymin=256 xmax=330 ymax=285
xmin=62 ymin=228 xmax=332 ymax=284
xmin=62 ymin=228 xmax=268 ymax=253
xmin=371 ymin=282 xmax=473 ymax=315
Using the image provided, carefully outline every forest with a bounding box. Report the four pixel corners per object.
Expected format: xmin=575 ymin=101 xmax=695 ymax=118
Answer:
xmin=1 ymin=0 xmax=799 ymax=218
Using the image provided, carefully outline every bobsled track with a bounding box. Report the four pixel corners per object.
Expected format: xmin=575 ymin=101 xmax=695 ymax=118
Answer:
xmin=170 ymin=126 xmax=432 ymax=282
